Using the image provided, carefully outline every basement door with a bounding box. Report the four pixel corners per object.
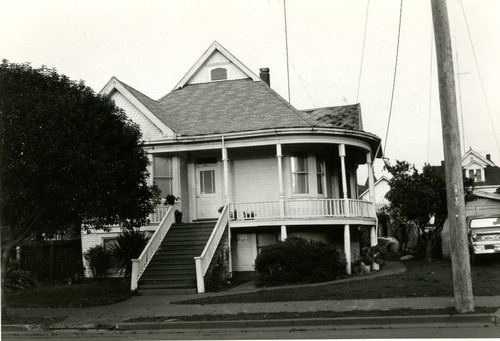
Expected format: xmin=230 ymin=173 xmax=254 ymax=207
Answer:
xmin=195 ymin=163 xmax=221 ymax=219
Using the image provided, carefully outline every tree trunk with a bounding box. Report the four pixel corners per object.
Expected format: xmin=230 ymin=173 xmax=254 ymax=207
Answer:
xmin=425 ymin=238 xmax=433 ymax=264
xmin=1 ymin=242 xmax=14 ymax=317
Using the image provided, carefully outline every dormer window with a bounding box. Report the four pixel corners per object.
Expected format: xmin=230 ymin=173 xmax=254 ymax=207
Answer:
xmin=211 ymin=68 xmax=227 ymax=81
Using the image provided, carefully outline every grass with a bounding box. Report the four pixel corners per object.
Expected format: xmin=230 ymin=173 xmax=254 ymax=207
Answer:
xmin=124 ymin=307 xmax=498 ymax=323
xmin=176 ymin=256 xmax=500 ymax=305
xmin=5 ymin=278 xmax=132 ymax=308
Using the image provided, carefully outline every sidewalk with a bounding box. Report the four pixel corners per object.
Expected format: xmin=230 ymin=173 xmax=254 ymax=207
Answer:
xmin=4 ymin=261 xmax=500 ymax=330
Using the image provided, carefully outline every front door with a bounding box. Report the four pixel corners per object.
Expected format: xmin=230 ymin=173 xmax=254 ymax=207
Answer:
xmin=196 ymin=164 xmax=221 ymax=219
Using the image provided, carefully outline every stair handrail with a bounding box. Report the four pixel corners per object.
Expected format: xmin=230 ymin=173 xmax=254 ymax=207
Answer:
xmin=130 ymin=206 xmax=175 ymax=291
xmin=194 ymin=204 xmax=229 ymax=293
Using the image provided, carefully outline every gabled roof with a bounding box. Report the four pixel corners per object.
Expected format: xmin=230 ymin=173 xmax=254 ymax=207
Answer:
xmin=100 ymin=77 xmax=175 ymax=137
xmin=358 ymin=175 xmax=390 ymax=198
xmin=172 ymin=41 xmax=260 ymax=90
xmin=101 ymin=42 xmax=381 ymax=145
xmin=462 ymin=148 xmax=496 ymax=167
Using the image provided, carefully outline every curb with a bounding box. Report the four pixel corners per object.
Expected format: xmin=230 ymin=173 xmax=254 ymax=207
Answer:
xmin=3 ymin=312 xmax=497 ymax=333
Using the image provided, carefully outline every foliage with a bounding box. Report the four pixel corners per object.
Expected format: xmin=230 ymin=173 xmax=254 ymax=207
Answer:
xmin=0 ymin=61 xmax=160 ymax=312
xmin=108 ymin=228 xmax=150 ymax=276
xmin=5 ymin=278 xmax=131 ymax=308
xmin=84 ymin=245 xmax=112 ymax=279
xmin=165 ymin=194 xmax=179 ymax=205
xmin=0 ymin=60 xmax=160 ymax=240
xmin=254 ymin=237 xmax=347 ymax=287
xmin=384 ymin=160 xmax=474 ymax=262
xmin=4 ymin=266 xmax=37 ymax=292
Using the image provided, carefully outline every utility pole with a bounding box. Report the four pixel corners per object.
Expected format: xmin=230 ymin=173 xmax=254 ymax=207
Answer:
xmin=430 ymin=0 xmax=474 ymax=312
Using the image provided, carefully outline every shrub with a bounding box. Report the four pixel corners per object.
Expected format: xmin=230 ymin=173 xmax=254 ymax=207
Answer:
xmin=108 ymin=228 xmax=150 ymax=276
xmin=84 ymin=245 xmax=112 ymax=279
xmin=4 ymin=267 xmax=37 ymax=292
xmin=254 ymin=237 xmax=347 ymax=287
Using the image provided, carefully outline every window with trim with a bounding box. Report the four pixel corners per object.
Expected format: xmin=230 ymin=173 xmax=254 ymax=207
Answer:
xmin=211 ymin=67 xmax=227 ymax=81
xmin=154 ymin=156 xmax=173 ymax=196
xmin=475 ymin=169 xmax=483 ymax=181
xmin=316 ymin=156 xmax=326 ymax=195
xmin=291 ymin=153 xmax=309 ymax=194
xmin=468 ymin=169 xmax=474 ymax=179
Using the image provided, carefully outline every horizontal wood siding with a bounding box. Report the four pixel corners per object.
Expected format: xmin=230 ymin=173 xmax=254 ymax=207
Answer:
xmin=111 ymin=92 xmax=162 ymax=140
xmin=230 ymin=149 xmax=279 ymax=203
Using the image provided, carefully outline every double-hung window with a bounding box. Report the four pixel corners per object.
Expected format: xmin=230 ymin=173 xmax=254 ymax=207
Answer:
xmin=153 ymin=156 xmax=173 ymax=196
xmin=475 ymin=169 xmax=483 ymax=181
xmin=316 ymin=156 xmax=326 ymax=195
xmin=291 ymin=153 xmax=309 ymax=194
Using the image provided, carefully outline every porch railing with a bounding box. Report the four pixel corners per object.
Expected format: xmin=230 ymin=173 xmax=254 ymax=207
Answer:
xmin=194 ymin=205 xmax=229 ymax=293
xmin=230 ymin=198 xmax=375 ymax=221
xmin=130 ymin=206 xmax=175 ymax=291
xmin=149 ymin=205 xmax=170 ymax=224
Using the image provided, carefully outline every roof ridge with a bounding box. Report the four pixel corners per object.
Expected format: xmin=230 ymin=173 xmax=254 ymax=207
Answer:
xmin=255 ymin=81 xmax=313 ymax=127
xmin=301 ymin=103 xmax=360 ymax=112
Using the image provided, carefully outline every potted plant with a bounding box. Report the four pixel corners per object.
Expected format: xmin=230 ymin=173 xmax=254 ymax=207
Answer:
xmin=165 ymin=194 xmax=179 ymax=206
xmin=174 ymin=210 xmax=183 ymax=224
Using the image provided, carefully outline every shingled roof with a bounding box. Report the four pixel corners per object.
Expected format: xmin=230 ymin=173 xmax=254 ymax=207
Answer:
xmin=115 ymin=78 xmax=364 ymax=137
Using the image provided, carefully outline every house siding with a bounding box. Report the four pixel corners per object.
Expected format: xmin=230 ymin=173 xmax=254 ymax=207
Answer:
xmin=189 ymin=51 xmax=249 ymax=85
xmin=230 ymin=149 xmax=280 ymax=203
xmin=110 ymin=91 xmax=163 ymax=140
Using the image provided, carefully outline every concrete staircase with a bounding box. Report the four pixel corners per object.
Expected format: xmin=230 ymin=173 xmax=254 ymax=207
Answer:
xmin=138 ymin=221 xmax=215 ymax=294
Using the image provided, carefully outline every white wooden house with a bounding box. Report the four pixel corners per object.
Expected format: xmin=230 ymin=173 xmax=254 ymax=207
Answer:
xmin=82 ymin=41 xmax=382 ymax=292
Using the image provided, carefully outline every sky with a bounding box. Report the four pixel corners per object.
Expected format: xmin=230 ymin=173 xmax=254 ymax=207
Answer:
xmin=1 ymin=0 xmax=499 ymax=179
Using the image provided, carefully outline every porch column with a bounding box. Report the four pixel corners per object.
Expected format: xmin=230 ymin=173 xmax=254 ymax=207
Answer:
xmin=222 ymin=141 xmax=230 ymax=205
xmin=280 ymin=225 xmax=287 ymax=241
xmin=370 ymin=226 xmax=377 ymax=247
xmin=276 ymin=144 xmax=285 ymax=218
xmin=339 ymin=144 xmax=349 ymax=216
xmin=147 ymin=154 xmax=154 ymax=186
xmin=367 ymin=152 xmax=378 ymax=246
xmin=344 ymin=224 xmax=351 ymax=275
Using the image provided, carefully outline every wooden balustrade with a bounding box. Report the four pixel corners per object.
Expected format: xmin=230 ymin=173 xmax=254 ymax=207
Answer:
xmin=130 ymin=206 xmax=175 ymax=291
xmin=194 ymin=205 xmax=229 ymax=293
xmin=229 ymin=199 xmax=374 ymax=221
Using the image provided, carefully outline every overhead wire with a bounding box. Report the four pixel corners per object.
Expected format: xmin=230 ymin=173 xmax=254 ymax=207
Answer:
xmin=458 ymin=0 xmax=500 ymax=157
xmin=356 ymin=0 xmax=370 ymax=103
xmin=383 ymin=0 xmax=404 ymax=158
xmin=289 ymin=57 xmax=316 ymax=107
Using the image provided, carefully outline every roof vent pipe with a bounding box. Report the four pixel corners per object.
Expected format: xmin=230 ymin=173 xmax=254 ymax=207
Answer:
xmin=260 ymin=68 xmax=270 ymax=86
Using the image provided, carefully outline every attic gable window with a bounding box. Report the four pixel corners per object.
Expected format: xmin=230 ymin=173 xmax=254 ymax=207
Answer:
xmin=211 ymin=67 xmax=227 ymax=81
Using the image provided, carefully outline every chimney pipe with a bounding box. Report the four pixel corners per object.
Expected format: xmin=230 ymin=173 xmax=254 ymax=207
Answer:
xmin=260 ymin=68 xmax=270 ymax=86
xmin=486 ymin=154 xmax=491 ymax=161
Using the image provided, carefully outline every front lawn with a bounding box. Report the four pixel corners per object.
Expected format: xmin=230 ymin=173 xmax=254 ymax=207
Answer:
xmin=177 ymin=257 xmax=500 ymax=305
xmin=5 ymin=278 xmax=131 ymax=308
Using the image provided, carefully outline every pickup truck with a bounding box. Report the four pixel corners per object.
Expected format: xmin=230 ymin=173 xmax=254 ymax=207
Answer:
xmin=468 ymin=215 xmax=500 ymax=255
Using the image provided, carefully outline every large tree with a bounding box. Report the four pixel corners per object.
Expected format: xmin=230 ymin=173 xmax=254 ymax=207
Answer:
xmin=384 ymin=160 xmax=474 ymax=263
xmin=0 ymin=61 xmax=160 ymax=311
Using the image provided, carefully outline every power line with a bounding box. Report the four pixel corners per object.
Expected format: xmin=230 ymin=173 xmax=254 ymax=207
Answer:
xmin=289 ymin=57 xmax=316 ymax=107
xmin=283 ymin=0 xmax=291 ymax=103
xmin=459 ymin=0 xmax=500 ymax=157
xmin=383 ymin=0 xmax=404 ymax=156
xmin=356 ymin=0 xmax=370 ymax=103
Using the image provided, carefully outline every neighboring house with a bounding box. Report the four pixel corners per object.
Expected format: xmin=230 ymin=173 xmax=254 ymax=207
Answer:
xmin=82 ymin=41 xmax=382 ymax=292
xmin=358 ymin=175 xmax=390 ymax=212
xmin=436 ymin=149 xmax=500 ymax=257
xmin=461 ymin=148 xmax=500 ymax=193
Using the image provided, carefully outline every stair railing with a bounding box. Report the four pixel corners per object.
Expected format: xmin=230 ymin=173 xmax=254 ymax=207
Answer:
xmin=194 ymin=205 xmax=229 ymax=293
xmin=130 ymin=206 xmax=175 ymax=291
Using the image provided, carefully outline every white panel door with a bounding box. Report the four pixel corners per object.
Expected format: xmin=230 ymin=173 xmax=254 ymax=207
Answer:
xmin=196 ymin=165 xmax=221 ymax=219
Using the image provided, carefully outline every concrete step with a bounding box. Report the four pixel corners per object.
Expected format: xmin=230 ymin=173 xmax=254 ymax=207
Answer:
xmin=138 ymin=288 xmax=197 ymax=295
